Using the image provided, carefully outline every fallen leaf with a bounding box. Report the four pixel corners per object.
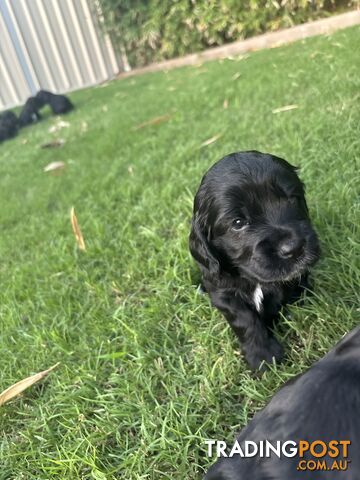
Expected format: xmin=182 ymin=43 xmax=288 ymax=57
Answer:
xmin=43 ymin=161 xmax=65 ymax=173
xmin=111 ymin=283 xmax=122 ymax=304
xmin=128 ymin=165 xmax=134 ymax=175
xmin=0 ymin=363 xmax=60 ymax=406
xmin=70 ymin=207 xmax=86 ymax=251
xmin=48 ymin=120 xmax=70 ymax=133
xmin=272 ymin=104 xmax=298 ymax=114
xmin=200 ymin=134 xmax=222 ymax=148
xmin=232 ymin=72 xmax=241 ymax=80
xmin=111 ymin=283 xmax=121 ymax=295
xmin=132 ymin=114 xmax=171 ymax=131
xmin=223 ymin=99 xmax=229 ymax=109
xmin=41 ymin=139 xmax=64 ymax=149
xmin=114 ymin=295 xmax=122 ymax=305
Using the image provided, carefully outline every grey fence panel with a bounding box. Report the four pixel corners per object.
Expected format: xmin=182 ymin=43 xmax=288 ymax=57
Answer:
xmin=0 ymin=2 xmax=32 ymax=109
xmin=0 ymin=0 xmax=123 ymax=111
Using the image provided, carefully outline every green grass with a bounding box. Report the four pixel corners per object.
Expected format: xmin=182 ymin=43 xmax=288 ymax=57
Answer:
xmin=0 ymin=26 xmax=359 ymax=479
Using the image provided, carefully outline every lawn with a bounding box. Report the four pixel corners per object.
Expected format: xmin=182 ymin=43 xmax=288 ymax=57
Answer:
xmin=0 ymin=26 xmax=359 ymax=480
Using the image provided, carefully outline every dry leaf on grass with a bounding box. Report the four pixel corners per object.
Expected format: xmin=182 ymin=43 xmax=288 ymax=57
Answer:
xmin=272 ymin=104 xmax=299 ymax=114
xmin=44 ymin=161 xmax=65 ymax=173
xmin=70 ymin=207 xmax=86 ymax=251
xmin=41 ymin=139 xmax=64 ymax=149
xmin=200 ymin=134 xmax=222 ymax=148
xmin=111 ymin=284 xmax=123 ymax=305
xmin=132 ymin=114 xmax=171 ymax=131
xmin=48 ymin=120 xmax=70 ymax=134
xmin=111 ymin=283 xmax=122 ymax=295
xmin=0 ymin=363 xmax=60 ymax=406
xmin=232 ymin=72 xmax=242 ymax=80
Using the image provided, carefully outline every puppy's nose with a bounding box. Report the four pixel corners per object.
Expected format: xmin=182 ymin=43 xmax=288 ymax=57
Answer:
xmin=278 ymin=237 xmax=305 ymax=259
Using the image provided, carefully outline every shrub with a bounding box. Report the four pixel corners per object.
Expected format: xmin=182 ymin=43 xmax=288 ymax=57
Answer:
xmin=98 ymin=0 xmax=357 ymax=67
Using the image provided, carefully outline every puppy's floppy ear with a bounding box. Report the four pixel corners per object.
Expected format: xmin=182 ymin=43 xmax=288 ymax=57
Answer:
xmin=189 ymin=213 xmax=220 ymax=276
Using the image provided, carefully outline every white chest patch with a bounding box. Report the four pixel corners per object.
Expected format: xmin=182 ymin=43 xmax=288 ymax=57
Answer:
xmin=253 ymin=284 xmax=263 ymax=312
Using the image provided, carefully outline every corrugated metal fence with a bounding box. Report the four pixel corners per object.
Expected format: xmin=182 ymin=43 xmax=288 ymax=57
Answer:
xmin=0 ymin=0 xmax=126 ymax=111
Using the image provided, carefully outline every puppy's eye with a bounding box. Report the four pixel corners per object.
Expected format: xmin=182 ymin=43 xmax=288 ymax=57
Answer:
xmin=232 ymin=218 xmax=248 ymax=231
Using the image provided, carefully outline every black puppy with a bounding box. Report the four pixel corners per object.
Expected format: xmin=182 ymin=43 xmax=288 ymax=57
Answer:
xmin=204 ymin=326 xmax=360 ymax=479
xmin=0 ymin=111 xmax=19 ymax=142
xmin=35 ymin=90 xmax=74 ymax=115
xmin=189 ymin=151 xmax=320 ymax=369
xmin=18 ymin=97 xmax=42 ymax=127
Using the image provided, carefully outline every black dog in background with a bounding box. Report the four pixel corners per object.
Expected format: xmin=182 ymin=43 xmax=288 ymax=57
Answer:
xmin=189 ymin=151 xmax=320 ymax=369
xmin=35 ymin=90 xmax=74 ymax=115
xmin=18 ymin=97 xmax=43 ymax=127
xmin=0 ymin=111 xmax=19 ymax=142
xmin=1 ymin=90 xmax=74 ymax=143
xmin=204 ymin=326 xmax=360 ymax=479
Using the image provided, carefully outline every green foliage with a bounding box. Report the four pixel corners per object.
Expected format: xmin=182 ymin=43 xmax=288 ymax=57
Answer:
xmin=99 ymin=0 xmax=357 ymax=67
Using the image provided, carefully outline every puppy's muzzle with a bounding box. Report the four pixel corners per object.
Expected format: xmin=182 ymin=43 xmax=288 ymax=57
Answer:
xmin=278 ymin=236 xmax=305 ymax=259
xmin=256 ymin=225 xmax=308 ymax=261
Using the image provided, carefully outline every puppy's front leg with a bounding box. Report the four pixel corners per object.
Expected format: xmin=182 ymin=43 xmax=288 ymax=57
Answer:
xmin=210 ymin=290 xmax=283 ymax=370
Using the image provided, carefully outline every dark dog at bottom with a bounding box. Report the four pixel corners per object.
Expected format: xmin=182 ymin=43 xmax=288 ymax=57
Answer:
xmin=204 ymin=326 xmax=360 ymax=479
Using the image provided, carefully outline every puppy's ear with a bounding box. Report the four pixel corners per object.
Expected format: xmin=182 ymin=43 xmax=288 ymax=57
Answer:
xmin=189 ymin=213 xmax=220 ymax=276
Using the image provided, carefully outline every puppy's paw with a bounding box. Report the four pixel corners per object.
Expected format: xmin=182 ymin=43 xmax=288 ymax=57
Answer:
xmin=266 ymin=337 xmax=284 ymax=365
xmin=244 ymin=337 xmax=284 ymax=371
